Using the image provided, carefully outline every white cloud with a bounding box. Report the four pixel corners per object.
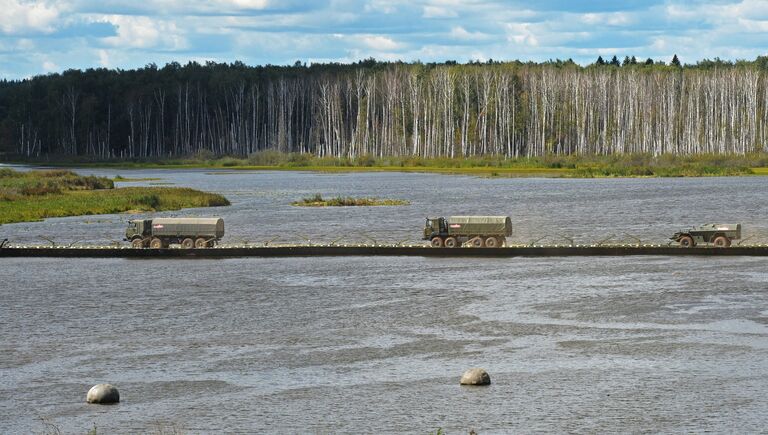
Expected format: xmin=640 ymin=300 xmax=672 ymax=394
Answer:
xmin=364 ymin=0 xmax=402 ymax=14
xmin=0 ymin=0 xmax=61 ymax=34
xmin=5 ymin=0 xmax=768 ymax=79
xmin=581 ymin=12 xmax=631 ymax=26
xmin=469 ymin=51 xmax=487 ymax=62
xmin=650 ymin=37 xmax=667 ymax=52
xmin=736 ymin=17 xmax=768 ymax=32
xmin=505 ymin=23 xmax=539 ymax=47
xmin=17 ymin=38 xmax=35 ymax=50
xmin=423 ymin=6 xmax=457 ymax=18
xmin=98 ymin=49 xmax=110 ymax=67
xmin=103 ymin=16 xmax=185 ymax=50
xmin=666 ymin=0 xmax=768 ymax=27
xmin=361 ymin=35 xmax=400 ymax=50
xmin=218 ymin=0 xmax=270 ymax=10
xmin=42 ymin=60 xmax=58 ymax=71
xmin=450 ymin=26 xmax=487 ymax=41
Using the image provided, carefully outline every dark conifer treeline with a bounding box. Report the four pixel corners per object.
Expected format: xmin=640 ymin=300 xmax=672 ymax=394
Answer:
xmin=2 ymin=57 xmax=768 ymax=159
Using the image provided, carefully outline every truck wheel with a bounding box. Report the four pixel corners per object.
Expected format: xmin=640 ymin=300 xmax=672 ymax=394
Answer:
xmin=195 ymin=238 xmax=208 ymax=249
xmin=181 ymin=238 xmax=194 ymax=249
xmin=131 ymin=238 xmax=144 ymax=249
xmin=485 ymin=237 xmax=499 ymax=248
xmin=431 ymin=237 xmax=444 ymax=248
xmin=150 ymin=238 xmax=163 ymax=249
xmin=713 ymin=236 xmax=730 ymax=248
xmin=444 ymin=237 xmax=458 ymax=248
xmin=470 ymin=237 xmax=484 ymax=248
xmin=679 ymin=235 xmax=695 ymax=248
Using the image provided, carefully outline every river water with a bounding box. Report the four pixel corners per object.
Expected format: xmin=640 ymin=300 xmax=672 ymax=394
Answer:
xmin=2 ymin=167 xmax=768 ymax=433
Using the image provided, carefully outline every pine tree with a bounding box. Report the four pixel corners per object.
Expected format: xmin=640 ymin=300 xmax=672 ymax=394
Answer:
xmin=671 ymin=54 xmax=682 ymax=67
xmin=595 ymin=56 xmax=605 ymax=65
xmin=610 ymin=56 xmax=621 ymax=66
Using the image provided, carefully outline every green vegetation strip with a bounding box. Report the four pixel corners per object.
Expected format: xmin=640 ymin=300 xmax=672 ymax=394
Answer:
xmin=113 ymin=175 xmax=163 ymax=181
xmin=292 ymin=193 xmax=409 ymax=207
xmin=26 ymin=151 xmax=762 ymax=177
xmin=0 ymin=168 xmax=229 ymax=224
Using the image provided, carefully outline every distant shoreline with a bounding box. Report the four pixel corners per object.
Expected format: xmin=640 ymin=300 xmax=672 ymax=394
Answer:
xmin=6 ymin=152 xmax=768 ymax=178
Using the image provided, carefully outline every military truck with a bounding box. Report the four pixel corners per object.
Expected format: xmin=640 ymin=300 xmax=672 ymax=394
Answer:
xmin=671 ymin=223 xmax=741 ymax=248
xmin=125 ymin=217 xmax=225 ymax=249
xmin=424 ymin=216 xmax=512 ymax=248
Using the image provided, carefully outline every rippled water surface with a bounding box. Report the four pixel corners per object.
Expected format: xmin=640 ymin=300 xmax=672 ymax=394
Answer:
xmin=2 ymin=167 xmax=768 ymax=433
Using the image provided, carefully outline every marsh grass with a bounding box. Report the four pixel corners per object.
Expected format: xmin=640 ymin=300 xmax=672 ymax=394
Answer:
xmin=0 ymin=168 xmax=113 ymax=200
xmin=567 ymin=153 xmax=754 ymax=177
xmin=113 ymin=174 xmax=163 ymax=182
xmin=0 ymin=168 xmax=229 ymax=224
xmin=292 ymin=193 xmax=409 ymax=207
xmin=12 ymin=151 xmax=765 ymax=177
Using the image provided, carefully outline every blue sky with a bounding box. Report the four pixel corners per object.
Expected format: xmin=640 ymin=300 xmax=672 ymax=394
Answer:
xmin=1 ymin=0 xmax=767 ymax=79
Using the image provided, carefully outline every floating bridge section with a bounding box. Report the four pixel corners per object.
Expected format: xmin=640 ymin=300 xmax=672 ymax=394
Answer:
xmin=3 ymin=244 xmax=768 ymax=258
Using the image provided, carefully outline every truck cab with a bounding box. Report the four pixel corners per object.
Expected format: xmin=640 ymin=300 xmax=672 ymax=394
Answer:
xmin=423 ymin=217 xmax=447 ymax=240
xmin=125 ymin=219 xmax=152 ymax=241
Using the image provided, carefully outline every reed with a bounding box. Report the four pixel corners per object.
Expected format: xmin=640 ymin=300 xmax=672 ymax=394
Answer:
xmin=292 ymin=193 xmax=409 ymax=207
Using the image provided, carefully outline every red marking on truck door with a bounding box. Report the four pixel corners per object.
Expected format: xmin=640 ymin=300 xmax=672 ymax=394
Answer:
xmin=153 ymin=225 xmax=164 ymax=229
xmin=449 ymin=224 xmax=461 ymax=228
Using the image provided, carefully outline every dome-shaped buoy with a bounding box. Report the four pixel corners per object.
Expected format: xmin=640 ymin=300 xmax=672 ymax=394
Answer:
xmin=86 ymin=384 xmax=120 ymax=404
xmin=460 ymin=368 xmax=491 ymax=386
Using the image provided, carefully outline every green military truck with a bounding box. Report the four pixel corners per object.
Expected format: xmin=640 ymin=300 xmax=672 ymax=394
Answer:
xmin=424 ymin=216 xmax=512 ymax=248
xmin=125 ymin=217 xmax=225 ymax=249
xmin=671 ymin=223 xmax=741 ymax=248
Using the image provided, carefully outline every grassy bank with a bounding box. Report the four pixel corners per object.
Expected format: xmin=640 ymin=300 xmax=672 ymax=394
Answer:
xmin=292 ymin=193 xmax=409 ymax=207
xmin=9 ymin=151 xmax=767 ymax=177
xmin=0 ymin=169 xmax=229 ymax=224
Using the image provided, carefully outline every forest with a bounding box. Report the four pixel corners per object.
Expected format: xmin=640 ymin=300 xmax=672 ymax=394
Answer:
xmin=2 ymin=56 xmax=768 ymax=160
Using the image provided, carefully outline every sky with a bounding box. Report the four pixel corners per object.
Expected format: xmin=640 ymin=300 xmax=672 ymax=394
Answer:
xmin=1 ymin=0 xmax=767 ymax=79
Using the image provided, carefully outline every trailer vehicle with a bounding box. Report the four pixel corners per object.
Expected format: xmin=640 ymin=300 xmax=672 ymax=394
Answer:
xmin=125 ymin=217 xmax=224 ymax=249
xmin=671 ymin=223 xmax=741 ymax=248
xmin=424 ymin=216 xmax=512 ymax=248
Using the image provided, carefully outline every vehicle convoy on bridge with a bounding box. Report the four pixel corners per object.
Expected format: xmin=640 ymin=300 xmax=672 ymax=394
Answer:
xmin=424 ymin=216 xmax=513 ymax=248
xmin=670 ymin=223 xmax=742 ymax=247
xmin=117 ymin=215 xmax=743 ymax=251
xmin=126 ymin=217 xmax=225 ymax=249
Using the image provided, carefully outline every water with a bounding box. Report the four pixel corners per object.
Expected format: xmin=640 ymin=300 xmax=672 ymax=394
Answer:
xmin=2 ymin=168 xmax=768 ymax=433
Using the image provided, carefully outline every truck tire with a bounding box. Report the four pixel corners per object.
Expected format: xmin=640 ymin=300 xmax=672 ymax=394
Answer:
xmin=713 ymin=236 xmax=730 ymax=248
xmin=444 ymin=237 xmax=458 ymax=248
xmin=470 ymin=237 xmax=484 ymax=248
xmin=150 ymin=238 xmax=164 ymax=249
xmin=485 ymin=237 xmax=499 ymax=248
xmin=195 ymin=238 xmax=208 ymax=249
xmin=431 ymin=237 xmax=444 ymax=248
xmin=181 ymin=238 xmax=194 ymax=249
xmin=679 ymin=235 xmax=695 ymax=248
xmin=131 ymin=238 xmax=145 ymax=249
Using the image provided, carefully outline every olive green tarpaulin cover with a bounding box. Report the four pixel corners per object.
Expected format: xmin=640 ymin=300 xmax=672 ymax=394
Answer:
xmin=150 ymin=217 xmax=225 ymax=238
xmin=446 ymin=216 xmax=513 ymax=236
